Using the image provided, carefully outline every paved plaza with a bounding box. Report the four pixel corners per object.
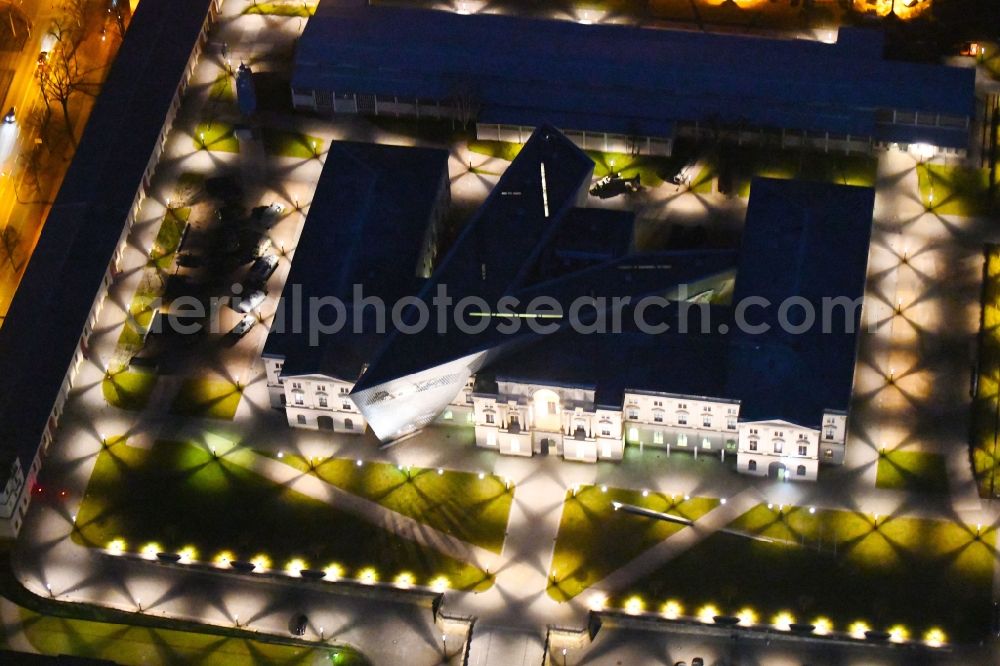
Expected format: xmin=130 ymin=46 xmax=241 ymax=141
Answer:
xmin=6 ymin=1 xmax=1000 ymax=664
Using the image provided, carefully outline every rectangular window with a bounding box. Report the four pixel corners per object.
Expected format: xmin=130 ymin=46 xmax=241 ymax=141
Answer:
xmin=296 ymin=414 xmax=306 ymax=425
xmin=678 ymin=415 xmax=687 ymax=425
xmin=798 ymin=445 xmax=807 ymax=456
xmin=294 ymin=394 xmax=304 ymax=406
xmin=653 ymin=431 xmax=663 ymax=444
xmin=702 ymin=417 xmax=711 ymax=428
xmin=749 ymin=440 xmax=758 ymax=451
xmin=342 ymin=402 xmax=351 ymax=410
xmin=602 ymin=427 xmax=611 ymax=437
xmin=825 ymin=448 xmax=834 ymax=459
xmin=318 ymin=396 xmax=328 ymax=408
xmin=654 ymin=413 xmax=663 ymax=423
xmin=486 ymin=413 xmax=494 ymax=424
xmin=627 ymin=410 xmax=638 ymax=420
xmin=727 ymin=418 xmax=736 ymax=430
xmin=774 ymin=441 xmax=783 ymax=454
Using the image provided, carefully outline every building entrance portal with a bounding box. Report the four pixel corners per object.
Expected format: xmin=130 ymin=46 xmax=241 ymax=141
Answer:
xmin=768 ymin=461 xmax=787 ymax=480
xmin=317 ymin=416 xmax=334 ymax=431
xmin=532 ymin=389 xmax=561 ymax=432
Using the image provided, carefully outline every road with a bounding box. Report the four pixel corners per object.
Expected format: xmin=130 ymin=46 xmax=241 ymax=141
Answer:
xmin=0 ymin=0 xmax=122 ymax=323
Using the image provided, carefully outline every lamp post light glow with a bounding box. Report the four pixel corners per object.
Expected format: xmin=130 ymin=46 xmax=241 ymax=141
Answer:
xmin=395 ymin=572 xmax=415 ymax=589
xmin=888 ymin=624 xmax=909 ymax=643
xmin=683 ymin=494 xmax=690 ymax=501
xmin=359 ymin=567 xmax=377 ymax=584
xmin=107 ymin=538 xmax=126 ymax=556
xmin=324 ymin=563 xmax=344 ymax=581
xmin=849 ymin=621 xmax=869 ymax=639
xmin=661 ymin=600 xmax=682 ymax=620
xmin=141 ymin=542 xmax=160 ymax=560
xmin=736 ymin=607 xmax=756 ymax=626
xmin=356 ymin=459 xmax=363 ymax=467
xmin=813 ymin=617 xmax=832 ymax=635
xmin=697 ymin=604 xmax=718 ymax=624
xmin=588 ymin=592 xmax=607 ymax=611
xmin=178 ymin=546 xmax=197 ymax=564
xmin=286 ymin=558 xmax=307 ymax=576
xmin=624 ymin=595 xmax=644 ymax=615
xmin=600 ymin=485 xmax=608 ymax=493
xmin=772 ymin=611 xmax=794 ymax=631
xmin=478 ymin=472 xmax=485 ymax=480
xmin=430 ymin=575 xmax=450 ymax=592
xmin=924 ymin=627 xmax=946 ymax=647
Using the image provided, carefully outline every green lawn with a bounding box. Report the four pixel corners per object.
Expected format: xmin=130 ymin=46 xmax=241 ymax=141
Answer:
xmin=150 ymin=207 xmax=190 ymax=270
xmin=244 ymin=1 xmax=316 ymax=16
xmin=194 ymin=122 xmax=240 ymax=153
xmin=261 ymin=128 xmax=324 ymax=159
xmin=170 ymin=378 xmax=243 ymax=420
xmin=114 ymin=287 xmax=159 ymax=355
xmin=101 ymin=369 xmax=157 ymax=412
xmin=621 ymin=504 xmax=995 ymax=643
xmin=548 ymin=485 xmax=720 ymax=602
xmin=876 ymin=450 xmax=949 ymax=493
xmin=918 ymin=164 xmax=997 ymax=217
xmin=209 ymin=72 xmax=234 ymax=104
xmin=19 ymin=606 xmax=367 ymax=666
xmin=270 ymin=454 xmax=512 ymax=554
xmin=467 ymin=139 xmax=687 ymax=187
xmin=972 ymin=245 xmax=1000 ymax=497
xmin=73 ymin=439 xmax=491 ymax=592
xmin=726 ymin=148 xmax=876 ymax=198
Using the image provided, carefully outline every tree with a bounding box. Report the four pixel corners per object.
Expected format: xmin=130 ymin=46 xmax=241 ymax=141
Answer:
xmin=35 ymin=0 xmax=103 ymax=148
xmin=449 ymin=79 xmax=481 ymax=131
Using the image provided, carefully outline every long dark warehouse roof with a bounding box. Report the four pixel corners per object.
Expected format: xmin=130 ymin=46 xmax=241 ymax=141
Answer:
xmin=293 ymin=0 xmax=975 ymax=148
xmin=0 ymin=0 xmax=213 ymax=471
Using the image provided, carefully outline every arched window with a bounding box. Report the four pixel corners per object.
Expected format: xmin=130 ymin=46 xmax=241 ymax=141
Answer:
xmin=797 ymin=465 xmax=807 ymax=476
xmin=748 ymin=460 xmax=757 ymax=471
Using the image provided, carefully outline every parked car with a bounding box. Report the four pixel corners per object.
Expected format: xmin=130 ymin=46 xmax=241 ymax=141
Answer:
xmin=254 ymin=236 xmax=273 ymax=258
xmin=290 ymin=614 xmax=308 ymax=637
xmin=230 ymin=314 xmax=256 ymax=338
xmin=248 ymin=254 xmax=278 ymax=282
xmin=176 ymin=253 xmax=203 ymax=268
xmin=235 ymin=288 xmax=266 ymax=313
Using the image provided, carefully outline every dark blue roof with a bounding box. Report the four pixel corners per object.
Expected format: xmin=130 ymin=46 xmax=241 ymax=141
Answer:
xmin=0 ymin=0 xmax=213 ymax=468
xmin=264 ymin=141 xmax=448 ymax=379
xmin=725 ymin=177 xmax=874 ymax=428
xmin=294 ymin=1 xmax=975 ymax=147
xmin=354 ymin=125 xmax=596 ymax=389
xmin=475 ymin=178 xmax=873 ymax=430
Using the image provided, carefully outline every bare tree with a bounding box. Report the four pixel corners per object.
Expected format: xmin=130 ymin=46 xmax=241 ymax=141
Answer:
xmin=35 ymin=0 xmax=102 ymax=148
xmin=449 ymin=79 xmax=481 ymax=131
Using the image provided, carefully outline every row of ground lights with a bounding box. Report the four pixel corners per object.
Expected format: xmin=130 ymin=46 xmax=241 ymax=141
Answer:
xmin=106 ymin=539 xmax=453 ymax=592
xmin=278 ymin=452 xmax=516 ymax=490
xmin=572 ymin=484 xmax=706 ymax=503
xmin=587 ymin=595 xmax=947 ymax=648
